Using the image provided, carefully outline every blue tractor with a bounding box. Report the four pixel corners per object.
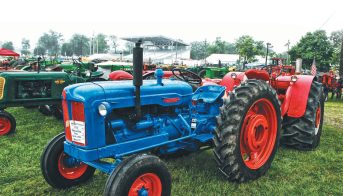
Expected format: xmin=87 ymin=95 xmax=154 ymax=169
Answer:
xmin=41 ymin=41 xmax=282 ymax=195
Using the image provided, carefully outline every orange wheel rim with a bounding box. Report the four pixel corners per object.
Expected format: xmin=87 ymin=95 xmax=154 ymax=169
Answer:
xmin=129 ymin=173 xmax=162 ymax=196
xmin=240 ymin=98 xmax=278 ymax=169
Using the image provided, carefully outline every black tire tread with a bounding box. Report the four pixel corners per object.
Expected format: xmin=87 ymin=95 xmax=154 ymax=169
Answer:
xmin=104 ymin=154 xmax=171 ymax=196
xmin=40 ymin=132 xmax=95 ymax=189
xmin=281 ymin=81 xmax=324 ymax=150
xmin=213 ymin=79 xmax=281 ymax=182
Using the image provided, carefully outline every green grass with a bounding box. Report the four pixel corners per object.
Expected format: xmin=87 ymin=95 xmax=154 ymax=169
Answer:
xmin=0 ymin=100 xmax=342 ymax=195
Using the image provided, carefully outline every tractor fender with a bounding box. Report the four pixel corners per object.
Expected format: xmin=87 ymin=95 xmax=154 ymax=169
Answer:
xmin=282 ymin=75 xmax=315 ymax=118
xmin=109 ymin=70 xmax=133 ymax=81
xmin=219 ymin=72 xmax=246 ymax=92
xmin=245 ymin=69 xmax=270 ymax=81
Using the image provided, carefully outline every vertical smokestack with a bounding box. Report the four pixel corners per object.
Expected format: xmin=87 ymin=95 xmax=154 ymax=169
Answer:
xmin=295 ymin=58 xmax=302 ymax=74
xmin=133 ymin=40 xmax=143 ymax=120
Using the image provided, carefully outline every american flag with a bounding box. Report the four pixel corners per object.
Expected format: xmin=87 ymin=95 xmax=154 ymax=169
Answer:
xmin=311 ymin=58 xmax=317 ymax=76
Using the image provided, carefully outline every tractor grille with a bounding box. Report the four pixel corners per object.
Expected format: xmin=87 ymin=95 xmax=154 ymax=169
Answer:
xmin=0 ymin=77 xmax=5 ymax=100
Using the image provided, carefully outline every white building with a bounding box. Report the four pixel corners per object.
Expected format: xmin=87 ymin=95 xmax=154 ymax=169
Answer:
xmin=205 ymin=54 xmax=240 ymax=65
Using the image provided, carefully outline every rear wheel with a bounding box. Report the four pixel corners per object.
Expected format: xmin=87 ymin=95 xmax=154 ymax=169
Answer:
xmin=0 ymin=110 xmax=16 ymax=136
xmin=38 ymin=105 xmax=52 ymax=116
xmin=281 ymin=81 xmax=324 ymax=150
xmin=41 ymin=132 xmax=95 ymax=189
xmin=213 ymin=79 xmax=281 ymax=182
xmin=104 ymin=154 xmax=171 ymax=196
xmin=50 ymin=104 xmax=63 ymax=120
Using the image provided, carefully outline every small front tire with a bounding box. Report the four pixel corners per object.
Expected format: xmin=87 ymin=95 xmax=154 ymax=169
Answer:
xmin=40 ymin=132 xmax=95 ymax=189
xmin=0 ymin=110 xmax=16 ymax=136
xmin=104 ymin=154 xmax=171 ymax=196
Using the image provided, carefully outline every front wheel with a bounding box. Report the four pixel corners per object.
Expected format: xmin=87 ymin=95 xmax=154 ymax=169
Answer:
xmin=40 ymin=132 xmax=95 ymax=189
xmin=104 ymin=154 xmax=171 ymax=196
xmin=213 ymin=79 xmax=281 ymax=182
xmin=0 ymin=110 xmax=16 ymax=136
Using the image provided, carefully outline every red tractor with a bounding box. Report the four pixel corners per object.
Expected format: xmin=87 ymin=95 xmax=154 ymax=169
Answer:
xmin=319 ymin=71 xmax=341 ymax=100
xmin=208 ymin=59 xmax=324 ymax=150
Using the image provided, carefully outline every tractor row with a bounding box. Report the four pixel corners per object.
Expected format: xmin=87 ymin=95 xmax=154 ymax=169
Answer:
xmin=0 ymin=58 xmax=107 ymax=135
xmin=39 ymin=41 xmax=324 ymax=195
xmin=318 ymin=70 xmax=342 ymax=100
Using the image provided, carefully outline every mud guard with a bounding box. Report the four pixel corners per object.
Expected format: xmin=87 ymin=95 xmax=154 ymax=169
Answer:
xmin=282 ymin=75 xmax=314 ymax=118
xmin=109 ymin=70 xmax=133 ymax=81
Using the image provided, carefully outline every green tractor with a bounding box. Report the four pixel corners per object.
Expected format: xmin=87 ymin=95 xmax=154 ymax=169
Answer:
xmin=0 ymin=58 xmax=105 ymax=136
xmin=188 ymin=66 xmax=235 ymax=79
xmin=202 ymin=67 xmax=231 ymax=78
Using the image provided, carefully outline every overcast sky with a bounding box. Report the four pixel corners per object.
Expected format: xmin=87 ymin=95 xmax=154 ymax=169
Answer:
xmin=1 ymin=0 xmax=342 ymax=53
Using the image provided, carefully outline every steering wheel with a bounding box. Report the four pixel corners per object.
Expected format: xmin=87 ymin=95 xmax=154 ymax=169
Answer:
xmin=172 ymin=68 xmax=202 ymax=85
xmin=142 ymin=72 xmax=156 ymax=80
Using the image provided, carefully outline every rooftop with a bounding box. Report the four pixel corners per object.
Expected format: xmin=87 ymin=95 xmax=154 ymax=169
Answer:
xmin=121 ymin=35 xmax=188 ymax=47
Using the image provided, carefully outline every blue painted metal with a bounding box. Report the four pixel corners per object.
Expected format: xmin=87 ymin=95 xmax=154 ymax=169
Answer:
xmin=62 ymin=70 xmax=226 ymax=174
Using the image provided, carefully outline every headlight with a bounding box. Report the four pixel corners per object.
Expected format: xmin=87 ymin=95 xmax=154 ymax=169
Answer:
xmin=98 ymin=104 xmax=107 ymax=116
xmin=231 ymin=73 xmax=237 ymax=79
xmin=291 ymin=75 xmax=298 ymax=82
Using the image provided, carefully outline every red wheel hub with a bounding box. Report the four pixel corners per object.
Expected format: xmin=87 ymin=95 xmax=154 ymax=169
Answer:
xmin=0 ymin=117 xmax=11 ymax=136
xmin=129 ymin=173 xmax=162 ymax=196
xmin=240 ymin=98 xmax=278 ymax=169
xmin=57 ymin=152 xmax=88 ymax=180
xmin=315 ymin=105 xmax=321 ymax=128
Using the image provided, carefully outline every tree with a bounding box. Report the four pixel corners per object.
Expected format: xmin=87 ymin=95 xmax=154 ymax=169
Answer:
xmin=2 ymin=41 xmax=14 ymax=50
xmin=289 ymin=30 xmax=334 ymax=71
xmin=61 ymin=43 xmax=73 ymax=56
xmin=36 ymin=30 xmax=63 ymax=56
xmin=33 ymin=46 xmax=46 ymax=56
xmin=191 ymin=38 xmax=237 ymax=60
xmin=235 ymin=35 xmax=264 ymax=62
xmin=330 ymin=30 xmax=343 ymax=65
xmin=21 ymin=38 xmax=31 ymax=55
xmin=340 ymin=37 xmax=343 ymax=78
xmin=109 ymin=35 xmax=119 ymax=53
xmin=123 ymin=41 xmax=134 ymax=55
xmin=207 ymin=37 xmax=236 ymax=55
xmin=94 ymin=34 xmax=109 ymax=53
xmin=190 ymin=40 xmax=208 ymax=60
xmin=69 ymin=34 xmax=90 ymax=56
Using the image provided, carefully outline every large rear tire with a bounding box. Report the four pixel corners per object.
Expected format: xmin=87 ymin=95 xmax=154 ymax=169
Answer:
xmin=41 ymin=132 xmax=95 ymax=189
xmin=104 ymin=154 xmax=171 ymax=196
xmin=213 ymin=79 xmax=281 ymax=182
xmin=281 ymin=81 xmax=324 ymax=150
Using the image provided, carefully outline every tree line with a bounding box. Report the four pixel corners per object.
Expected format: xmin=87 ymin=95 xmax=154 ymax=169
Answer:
xmin=1 ymin=29 xmax=342 ymax=73
xmin=190 ymin=30 xmax=343 ymax=72
xmin=1 ymin=30 xmax=122 ymax=57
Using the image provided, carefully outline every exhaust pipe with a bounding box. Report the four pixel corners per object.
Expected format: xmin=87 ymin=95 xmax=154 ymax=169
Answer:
xmin=133 ymin=40 xmax=143 ymax=120
xmin=295 ymin=58 xmax=302 ymax=74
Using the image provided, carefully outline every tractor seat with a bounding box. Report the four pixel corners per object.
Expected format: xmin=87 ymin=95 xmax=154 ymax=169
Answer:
xmin=192 ymin=85 xmax=226 ymax=103
xmin=245 ymin=69 xmax=270 ymax=81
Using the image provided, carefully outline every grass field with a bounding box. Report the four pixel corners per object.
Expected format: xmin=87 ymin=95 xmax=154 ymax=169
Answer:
xmin=0 ymin=100 xmax=342 ymax=195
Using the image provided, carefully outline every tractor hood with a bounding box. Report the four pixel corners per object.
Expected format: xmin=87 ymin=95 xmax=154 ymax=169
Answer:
xmin=64 ymin=80 xmax=193 ymax=109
